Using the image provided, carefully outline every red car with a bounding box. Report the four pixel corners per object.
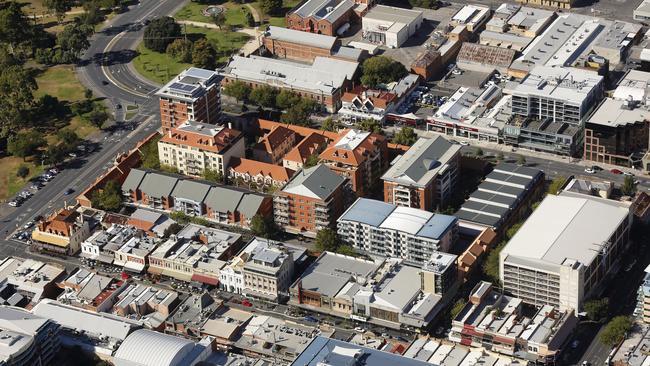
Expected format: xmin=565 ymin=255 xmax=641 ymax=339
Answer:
xmin=610 ymin=168 xmax=623 ymax=175
xmin=242 ymin=299 xmax=253 ymax=307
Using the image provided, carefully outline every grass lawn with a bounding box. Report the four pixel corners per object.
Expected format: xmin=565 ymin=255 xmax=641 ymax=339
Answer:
xmin=133 ymin=43 xmax=192 ymax=85
xmin=34 ymin=65 xmax=86 ymax=102
xmin=22 ymin=0 xmax=83 ymax=16
xmin=174 ymin=0 xmax=300 ymax=27
xmin=133 ymin=26 xmax=250 ymax=84
xmin=0 ymin=157 xmax=44 ymax=201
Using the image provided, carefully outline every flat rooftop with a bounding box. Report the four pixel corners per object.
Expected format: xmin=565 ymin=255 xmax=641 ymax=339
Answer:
xmin=264 ymin=26 xmax=337 ymax=50
xmin=156 ymin=67 xmax=220 ymax=101
xmin=501 ymin=194 xmax=629 ymax=269
xmin=587 ymin=98 xmax=650 ymax=128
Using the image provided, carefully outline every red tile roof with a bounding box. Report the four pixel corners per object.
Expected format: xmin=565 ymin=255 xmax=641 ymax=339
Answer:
xmin=229 ymin=158 xmax=295 ymax=182
xmin=283 ymin=132 xmax=331 ymax=164
xmin=255 ymin=125 xmax=297 ymax=154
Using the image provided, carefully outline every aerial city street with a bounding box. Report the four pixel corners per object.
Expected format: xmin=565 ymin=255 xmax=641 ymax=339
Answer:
xmin=1 ymin=0 xmax=650 ymax=365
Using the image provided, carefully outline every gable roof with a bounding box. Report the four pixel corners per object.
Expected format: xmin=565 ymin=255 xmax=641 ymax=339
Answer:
xmin=204 ymin=186 xmax=245 ymax=213
xmin=138 ymin=172 xmax=179 ymax=198
xmin=122 ymin=169 xmax=147 ymax=193
xmin=171 ymin=180 xmax=212 ymax=203
xmin=283 ymin=132 xmax=331 ymax=164
xmin=281 ymin=164 xmax=345 ymax=200
xmin=319 ymin=129 xmax=385 ymax=166
xmin=230 ymin=158 xmax=295 ymax=182
xmin=255 ymin=125 xmax=296 ymax=154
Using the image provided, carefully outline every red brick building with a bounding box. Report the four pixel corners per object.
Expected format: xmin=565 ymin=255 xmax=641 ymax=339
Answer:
xmin=287 ymin=0 xmax=358 ymax=36
xmin=262 ymin=26 xmax=363 ymax=63
xmin=274 ymin=164 xmax=347 ymax=237
xmin=156 ymin=68 xmax=222 ymax=132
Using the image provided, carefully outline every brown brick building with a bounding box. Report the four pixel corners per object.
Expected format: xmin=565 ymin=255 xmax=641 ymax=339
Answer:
xmin=274 ymin=164 xmax=347 ymax=237
xmin=286 ymin=0 xmax=359 ymax=36
xmin=262 ymin=26 xmax=363 ymax=63
xmin=156 ymin=67 xmax=222 ymax=132
xmin=319 ymin=129 xmax=388 ymax=197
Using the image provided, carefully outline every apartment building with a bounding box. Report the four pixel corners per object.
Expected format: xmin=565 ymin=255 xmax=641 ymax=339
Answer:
xmin=252 ymin=125 xmax=298 ymax=164
xmin=158 ymin=119 xmax=245 ymax=177
xmin=274 ymin=164 xmax=348 ymax=237
xmin=337 ymin=198 xmax=458 ymax=266
xmin=449 ymin=281 xmax=576 ymax=365
xmin=638 ymin=270 xmax=650 ymax=324
xmin=262 ymin=26 xmax=362 ymax=63
xmin=228 ymin=157 xmax=295 ymax=189
xmin=156 ymin=67 xmax=222 ymax=132
xmin=122 ymin=169 xmax=272 ymax=228
xmin=31 ymin=207 xmax=92 ymax=255
xmin=286 ymin=0 xmax=356 ymax=36
xmin=221 ymin=56 xmax=358 ymax=113
xmin=500 ymin=193 xmax=632 ymax=311
xmin=506 ymin=65 xmax=604 ymax=125
xmin=584 ymin=70 xmax=650 ymax=168
xmin=382 ymin=136 xmax=461 ymax=211
xmin=0 ymin=307 xmax=61 ymax=366
xmin=339 ymin=87 xmax=397 ymax=124
xmin=319 ymin=129 xmax=387 ymax=197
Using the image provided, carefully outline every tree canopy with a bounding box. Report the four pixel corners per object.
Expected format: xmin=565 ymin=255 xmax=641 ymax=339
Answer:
xmin=392 ymin=127 xmax=417 ymax=146
xmin=191 ymin=38 xmax=217 ymax=69
xmin=599 ymin=316 xmax=632 ymax=346
xmin=44 ymin=0 xmax=73 ymax=22
xmin=281 ymin=98 xmax=317 ymax=126
xmin=249 ymin=85 xmax=278 ymax=109
xmin=360 ymin=56 xmax=408 ymax=88
xmin=143 ymin=16 xmax=181 ymax=53
xmin=250 ymin=214 xmax=275 ymax=238
xmin=91 ymin=180 xmax=123 ymax=212
xmin=0 ymin=2 xmax=34 ymax=53
xmin=621 ymin=175 xmax=636 ymax=196
xmin=482 ymin=241 xmax=506 ymax=284
xmin=166 ymin=38 xmax=193 ymax=63
xmin=259 ymin=0 xmax=283 ymax=16
xmin=315 ymin=228 xmax=340 ymax=252
xmin=55 ymin=21 xmax=94 ymax=62
xmin=584 ymin=298 xmax=609 ymax=322
xmin=223 ymin=81 xmax=251 ymax=102
xmin=321 ymin=117 xmax=341 ymax=132
xmin=275 ymin=90 xmax=301 ymax=110
xmin=0 ymin=64 xmax=37 ymax=137
xmin=356 ymin=119 xmax=382 ymax=134
xmin=7 ymin=130 xmax=45 ymax=160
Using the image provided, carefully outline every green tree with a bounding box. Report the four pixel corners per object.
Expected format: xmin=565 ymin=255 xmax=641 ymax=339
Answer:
xmin=321 ymin=117 xmax=341 ymax=132
xmin=482 ymin=241 xmax=506 ymax=284
xmin=393 ymin=126 xmax=418 ymax=146
xmin=360 ymin=56 xmax=408 ymax=88
xmin=336 ymin=245 xmax=357 ymax=257
xmin=7 ymin=131 xmax=46 ymax=160
xmin=44 ymin=0 xmax=72 ymax=22
xmin=547 ymin=176 xmax=566 ymax=195
xmin=599 ymin=316 xmax=632 ymax=346
xmin=84 ymin=88 xmax=93 ymax=100
xmin=584 ymin=298 xmax=609 ymax=322
xmin=249 ymin=85 xmax=278 ymax=109
xmin=275 ymin=90 xmax=301 ymax=110
xmin=506 ymin=222 xmax=522 ymax=240
xmin=56 ymin=22 xmax=94 ymax=62
xmin=281 ymin=98 xmax=317 ymax=126
xmin=0 ymin=2 xmax=34 ymax=53
xmin=16 ymin=164 xmax=29 ymax=178
xmin=356 ymin=119 xmax=383 ymax=134
xmin=79 ymin=1 xmax=104 ymax=25
xmin=85 ymin=105 xmax=108 ymax=127
xmin=315 ymin=228 xmax=340 ymax=252
xmin=191 ymin=38 xmax=217 ymax=69
xmin=166 ymin=38 xmax=193 ymax=63
xmin=203 ymin=168 xmax=224 ymax=183
xmin=304 ymin=154 xmax=319 ymax=168
xmin=621 ymin=175 xmax=636 ymax=196
xmin=212 ymin=11 xmax=226 ymax=30
xmin=139 ymin=138 xmax=160 ymax=170
xmin=516 ymin=155 xmax=526 ymax=166
xmin=57 ymin=129 xmax=80 ymax=147
xmin=450 ymin=298 xmax=467 ymax=319
xmin=0 ymin=65 xmax=37 ymax=137
xmin=250 ymin=214 xmax=275 ymax=238
xmin=45 ymin=144 xmax=67 ymax=166
xmin=143 ymin=16 xmax=181 ymax=53
xmin=91 ymin=180 xmax=123 ymax=211
xmin=259 ymin=0 xmax=283 ymax=16
xmin=475 ymin=147 xmax=484 ymax=157
xmin=223 ymin=81 xmax=251 ymax=103
xmin=244 ymin=10 xmax=255 ymax=27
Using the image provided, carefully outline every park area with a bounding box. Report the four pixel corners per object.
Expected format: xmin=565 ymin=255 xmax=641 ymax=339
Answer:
xmin=174 ymin=0 xmax=301 ymax=27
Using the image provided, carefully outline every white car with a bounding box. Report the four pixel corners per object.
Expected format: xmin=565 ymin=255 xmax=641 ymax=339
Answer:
xmin=584 ymin=167 xmax=596 ymax=174
xmin=623 ymin=171 xmax=634 ymax=177
xmin=459 ymin=141 xmax=470 ymax=146
xmin=23 ymin=221 xmax=34 ymax=230
xmin=354 ymin=327 xmax=365 ymax=333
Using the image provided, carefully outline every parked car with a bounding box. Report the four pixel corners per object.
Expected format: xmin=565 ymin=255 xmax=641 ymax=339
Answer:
xmin=623 ymin=171 xmax=634 ymax=177
xmin=459 ymin=140 xmax=470 ymax=146
xmin=303 ymin=315 xmax=318 ymax=323
xmin=241 ymin=299 xmax=253 ymax=307
xmin=610 ymin=168 xmax=623 ymax=175
xmin=8 ymin=201 xmax=18 ymax=207
xmin=23 ymin=221 xmax=34 ymax=230
xmin=64 ymin=188 xmax=74 ymax=195
xmin=584 ymin=166 xmax=596 ymax=174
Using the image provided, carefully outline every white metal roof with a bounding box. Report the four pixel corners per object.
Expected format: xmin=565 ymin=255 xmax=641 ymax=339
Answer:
xmin=113 ymin=329 xmax=195 ymax=366
xmin=379 ymin=206 xmax=433 ymax=235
